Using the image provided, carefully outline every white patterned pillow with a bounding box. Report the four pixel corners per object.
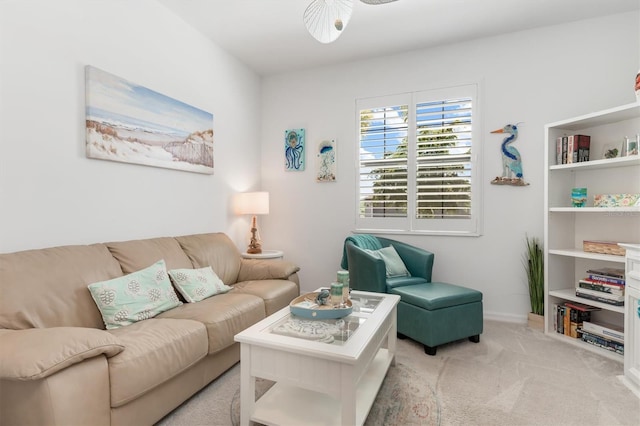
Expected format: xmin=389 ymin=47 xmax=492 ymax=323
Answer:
xmin=87 ymin=259 xmax=182 ymax=329
xmin=168 ymin=266 xmax=232 ymax=303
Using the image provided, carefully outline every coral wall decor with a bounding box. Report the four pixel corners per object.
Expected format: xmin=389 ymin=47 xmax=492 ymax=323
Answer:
xmin=85 ymin=66 xmax=214 ymax=174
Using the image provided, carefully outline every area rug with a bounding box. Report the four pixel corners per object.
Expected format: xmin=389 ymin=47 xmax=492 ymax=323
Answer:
xmin=229 ymin=363 xmax=440 ymax=426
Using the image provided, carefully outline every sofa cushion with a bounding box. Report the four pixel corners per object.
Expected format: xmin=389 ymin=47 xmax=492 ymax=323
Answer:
xmin=390 ymin=282 xmax=482 ymax=310
xmin=175 ymin=233 xmax=241 ymax=285
xmin=0 ymin=244 xmax=123 ymax=329
xmin=158 ymin=292 xmax=265 ymax=354
xmin=106 ymin=237 xmax=194 ymax=274
xmin=88 ymin=260 xmax=182 ymax=329
xmin=233 ymin=279 xmax=299 ymax=316
xmin=168 ymin=266 xmax=232 ymax=303
xmin=106 ymin=318 xmax=207 ymax=407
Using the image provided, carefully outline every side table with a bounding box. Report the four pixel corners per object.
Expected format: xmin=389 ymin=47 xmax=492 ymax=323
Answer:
xmin=241 ymin=250 xmax=284 ymax=260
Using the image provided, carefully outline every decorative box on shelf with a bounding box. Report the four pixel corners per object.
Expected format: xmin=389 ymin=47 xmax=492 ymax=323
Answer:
xmin=594 ymin=193 xmax=640 ymax=208
xmin=583 ymin=240 xmax=626 ymax=256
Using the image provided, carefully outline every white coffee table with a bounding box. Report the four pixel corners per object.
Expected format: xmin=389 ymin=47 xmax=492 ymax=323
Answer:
xmin=234 ymin=290 xmax=400 ymax=426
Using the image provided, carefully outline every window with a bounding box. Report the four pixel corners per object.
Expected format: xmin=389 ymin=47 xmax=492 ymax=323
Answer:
xmin=356 ymin=84 xmax=481 ymax=236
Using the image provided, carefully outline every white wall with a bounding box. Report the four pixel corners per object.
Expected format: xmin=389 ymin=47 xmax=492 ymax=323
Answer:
xmin=0 ymin=0 xmax=262 ymax=252
xmin=260 ymin=12 xmax=640 ymax=322
xmin=1 ymin=2 xmax=637 ymax=322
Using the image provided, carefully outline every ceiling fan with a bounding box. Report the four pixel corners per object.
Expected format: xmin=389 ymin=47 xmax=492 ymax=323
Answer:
xmin=304 ymin=0 xmax=399 ymax=44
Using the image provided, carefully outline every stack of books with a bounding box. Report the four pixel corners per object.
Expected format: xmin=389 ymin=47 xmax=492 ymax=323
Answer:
xmin=555 ymin=134 xmax=591 ymax=164
xmin=555 ymin=301 xmax=600 ymax=338
xmin=576 ymin=267 xmax=625 ymax=306
xmin=580 ymin=321 xmax=624 ymax=355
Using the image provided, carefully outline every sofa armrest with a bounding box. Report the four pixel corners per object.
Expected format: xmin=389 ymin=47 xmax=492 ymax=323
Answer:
xmin=237 ymin=259 xmax=300 ymax=282
xmin=346 ymin=242 xmax=388 ymax=293
xmin=0 ymin=327 xmax=124 ymax=381
xmin=238 ymin=259 xmax=300 ymax=282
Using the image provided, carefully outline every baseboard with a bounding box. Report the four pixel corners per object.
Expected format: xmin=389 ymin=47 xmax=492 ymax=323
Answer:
xmin=484 ymin=311 xmax=527 ymax=324
xmin=618 ymin=375 xmax=640 ymax=399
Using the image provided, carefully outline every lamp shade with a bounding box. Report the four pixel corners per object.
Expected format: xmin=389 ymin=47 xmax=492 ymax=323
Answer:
xmin=234 ymin=192 xmax=269 ymax=215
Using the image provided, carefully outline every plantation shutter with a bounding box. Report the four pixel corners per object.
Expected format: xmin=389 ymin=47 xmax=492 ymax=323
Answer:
xmin=415 ymin=97 xmax=473 ymax=220
xmin=358 ymin=103 xmax=409 ymax=221
xmin=356 ymin=84 xmax=480 ymax=236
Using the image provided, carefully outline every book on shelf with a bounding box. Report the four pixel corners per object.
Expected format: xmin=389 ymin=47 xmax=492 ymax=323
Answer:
xmin=556 ymin=303 xmax=593 ymax=338
xmin=562 ymin=301 xmax=601 ymax=312
xmin=586 ymin=267 xmax=625 ymax=279
xmin=580 ymin=330 xmax=624 ymax=355
xmin=555 ymin=137 xmax=562 ymax=165
xmin=563 ymin=305 xmax=571 ymax=336
xmin=569 ymin=306 xmax=591 ymax=338
xmin=556 ymin=305 xmax=565 ymax=334
xmin=555 ymin=134 xmax=590 ymax=164
xmin=575 ymin=288 xmax=624 ymax=306
xmin=576 ymin=135 xmax=591 ymax=162
xmin=558 ymin=136 xmax=568 ymax=165
xmin=582 ymin=320 xmax=624 ymax=343
xmin=586 ymin=274 xmax=625 ymax=286
xmin=566 ymin=135 xmax=576 ymax=164
xmin=575 ymin=287 xmax=624 ymax=301
xmin=578 ymin=279 xmax=624 ymax=296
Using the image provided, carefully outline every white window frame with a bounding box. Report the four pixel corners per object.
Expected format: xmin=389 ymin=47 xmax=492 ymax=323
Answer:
xmin=355 ymin=83 xmax=482 ymax=236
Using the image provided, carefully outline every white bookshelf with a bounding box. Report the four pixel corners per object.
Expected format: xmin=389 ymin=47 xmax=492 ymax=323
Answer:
xmin=543 ymin=102 xmax=640 ymax=362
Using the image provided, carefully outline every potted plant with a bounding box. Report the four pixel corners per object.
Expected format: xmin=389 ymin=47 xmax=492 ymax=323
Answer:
xmin=524 ymin=235 xmax=544 ymax=330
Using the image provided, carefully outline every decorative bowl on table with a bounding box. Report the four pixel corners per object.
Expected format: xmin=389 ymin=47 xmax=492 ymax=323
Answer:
xmin=289 ymin=292 xmax=353 ymax=319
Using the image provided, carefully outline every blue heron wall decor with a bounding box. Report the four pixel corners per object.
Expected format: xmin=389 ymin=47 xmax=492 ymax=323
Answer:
xmin=490 ymin=123 xmax=529 ymax=186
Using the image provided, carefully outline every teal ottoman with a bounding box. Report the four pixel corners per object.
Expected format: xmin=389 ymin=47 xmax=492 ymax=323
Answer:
xmin=390 ymin=282 xmax=483 ymax=355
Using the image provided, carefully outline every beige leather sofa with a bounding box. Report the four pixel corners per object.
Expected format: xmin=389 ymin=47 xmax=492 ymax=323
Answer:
xmin=0 ymin=232 xmax=300 ymax=425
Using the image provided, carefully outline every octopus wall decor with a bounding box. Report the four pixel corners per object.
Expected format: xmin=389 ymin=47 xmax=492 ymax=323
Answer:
xmin=285 ymin=128 xmax=305 ymax=171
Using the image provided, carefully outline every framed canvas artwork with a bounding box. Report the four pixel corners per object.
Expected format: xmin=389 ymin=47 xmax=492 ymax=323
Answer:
xmin=316 ymin=139 xmax=336 ymax=182
xmin=85 ymin=65 xmax=214 ymax=174
xmin=284 ymin=128 xmax=305 ymax=171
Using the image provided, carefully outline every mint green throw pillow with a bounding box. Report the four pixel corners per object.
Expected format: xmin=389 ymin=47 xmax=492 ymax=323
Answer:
xmin=168 ymin=266 xmax=232 ymax=303
xmin=88 ymin=259 xmax=182 ymax=330
xmin=366 ymin=246 xmax=411 ymax=278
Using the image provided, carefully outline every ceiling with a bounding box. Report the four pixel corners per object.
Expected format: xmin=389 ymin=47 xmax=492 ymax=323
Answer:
xmin=158 ymin=0 xmax=640 ymax=76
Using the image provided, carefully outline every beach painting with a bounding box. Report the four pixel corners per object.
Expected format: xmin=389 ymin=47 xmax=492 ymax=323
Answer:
xmin=85 ymin=66 xmax=214 ymax=174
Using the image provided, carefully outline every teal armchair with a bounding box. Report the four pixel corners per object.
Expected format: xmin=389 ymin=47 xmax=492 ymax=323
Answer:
xmin=345 ymin=237 xmax=434 ymax=293
xmin=343 ymin=235 xmax=483 ymax=355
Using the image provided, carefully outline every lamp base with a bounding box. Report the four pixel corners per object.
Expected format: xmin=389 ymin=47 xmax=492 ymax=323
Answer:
xmin=246 ymin=218 xmax=262 ymax=254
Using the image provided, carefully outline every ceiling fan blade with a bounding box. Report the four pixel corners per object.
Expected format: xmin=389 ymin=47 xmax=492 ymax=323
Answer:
xmin=360 ymin=0 xmax=398 ymax=4
xmin=304 ymin=0 xmax=353 ymax=44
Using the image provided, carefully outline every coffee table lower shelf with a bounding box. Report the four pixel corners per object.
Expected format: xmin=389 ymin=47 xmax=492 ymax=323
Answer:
xmin=251 ymin=348 xmax=392 ymax=426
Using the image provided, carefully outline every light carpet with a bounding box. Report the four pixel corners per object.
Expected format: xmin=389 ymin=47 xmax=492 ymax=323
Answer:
xmin=228 ymin=362 xmax=439 ymax=426
xmin=157 ymin=320 xmax=640 ymax=425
